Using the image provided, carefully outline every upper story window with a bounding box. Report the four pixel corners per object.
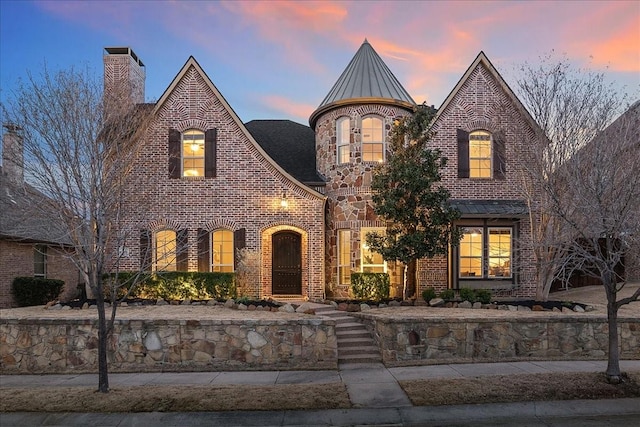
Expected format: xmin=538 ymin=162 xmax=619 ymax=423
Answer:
xmin=182 ymin=130 xmax=205 ymax=177
xmin=469 ymin=130 xmax=492 ymax=178
xmin=169 ymin=128 xmax=217 ymax=179
xmin=361 ymin=227 xmax=386 ymax=273
xmin=457 ymin=129 xmax=506 ymax=180
xmin=154 ymin=229 xmax=177 ymax=271
xmin=361 ymin=116 xmax=384 ymax=163
xmin=212 ymin=229 xmax=234 ymax=272
xmin=34 ymin=245 xmax=47 ymax=277
xmin=336 ymin=117 xmax=350 ymax=164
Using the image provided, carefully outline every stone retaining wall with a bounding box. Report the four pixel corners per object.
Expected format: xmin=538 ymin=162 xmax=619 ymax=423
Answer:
xmin=0 ymin=317 xmax=337 ymax=373
xmin=354 ymin=313 xmax=640 ymax=365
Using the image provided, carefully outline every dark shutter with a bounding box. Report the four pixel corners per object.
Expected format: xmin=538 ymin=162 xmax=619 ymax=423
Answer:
xmin=169 ymin=129 xmax=181 ymax=179
xmin=457 ymin=129 xmax=470 ymax=178
xmin=205 ymin=128 xmax=217 ymax=178
xmin=233 ymin=228 xmax=246 ymax=270
xmin=493 ymin=133 xmax=506 ymax=180
xmin=197 ymin=228 xmax=210 ymax=272
xmin=176 ymin=229 xmax=189 ymax=271
xmin=140 ymin=229 xmax=152 ymax=272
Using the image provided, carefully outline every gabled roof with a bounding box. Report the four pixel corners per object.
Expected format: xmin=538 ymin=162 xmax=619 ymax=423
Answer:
xmin=309 ymin=39 xmax=415 ymax=128
xmin=154 ymin=57 xmax=325 ymax=200
xmin=0 ymin=171 xmax=72 ymax=245
xmin=434 ymin=52 xmax=540 ymax=134
xmin=244 ymin=120 xmax=325 ymax=186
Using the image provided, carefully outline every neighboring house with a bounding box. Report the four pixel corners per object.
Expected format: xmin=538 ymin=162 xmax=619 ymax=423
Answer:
xmin=108 ymin=41 xmax=540 ymax=300
xmin=0 ymin=125 xmax=79 ymax=308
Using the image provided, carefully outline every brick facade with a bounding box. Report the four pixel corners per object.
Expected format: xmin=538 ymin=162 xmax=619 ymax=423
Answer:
xmin=112 ymin=56 xmax=326 ymax=300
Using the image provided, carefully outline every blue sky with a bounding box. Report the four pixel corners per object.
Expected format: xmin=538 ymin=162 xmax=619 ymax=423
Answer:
xmin=1 ymin=0 xmax=639 ymax=126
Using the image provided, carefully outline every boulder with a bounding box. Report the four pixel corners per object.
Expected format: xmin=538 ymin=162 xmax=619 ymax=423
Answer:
xmin=458 ymin=301 xmax=472 ymax=309
xmin=429 ymin=298 xmax=445 ymax=307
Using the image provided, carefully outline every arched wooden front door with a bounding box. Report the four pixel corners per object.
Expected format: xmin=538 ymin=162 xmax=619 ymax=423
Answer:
xmin=272 ymin=231 xmax=302 ymax=295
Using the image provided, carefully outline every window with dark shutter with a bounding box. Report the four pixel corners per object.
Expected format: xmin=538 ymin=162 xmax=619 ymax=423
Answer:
xmin=140 ymin=230 xmax=152 ymax=271
xmin=493 ymin=133 xmax=506 ymax=180
xmin=205 ymin=128 xmax=217 ymax=178
xmin=197 ymin=228 xmax=210 ymax=272
xmin=457 ymin=129 xmax=470 ymax=178
xmin=168 ymin=129 xmax=181 ymax=179
xmin=176 ymin=229 xmax=189 ymax=271
xmin=233 ymin=228 xmax=246 ymax=270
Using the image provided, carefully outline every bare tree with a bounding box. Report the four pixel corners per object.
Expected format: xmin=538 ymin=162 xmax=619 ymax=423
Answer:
xmin=2 ymin=66 xmax=152 ymax=392
xmin=516 ymin=54 xmax=640 ymax=382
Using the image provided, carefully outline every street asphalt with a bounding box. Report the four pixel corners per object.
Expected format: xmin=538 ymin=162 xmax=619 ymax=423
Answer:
xmin=1 ymin=359 xmax=639 ymax=426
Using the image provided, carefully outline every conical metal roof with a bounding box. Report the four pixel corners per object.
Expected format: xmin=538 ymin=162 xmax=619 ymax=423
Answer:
xmin=309 ymin=39 xmax=415 ymax=127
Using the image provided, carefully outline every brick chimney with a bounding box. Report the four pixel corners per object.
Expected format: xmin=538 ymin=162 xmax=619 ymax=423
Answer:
xmin=103 ymin=47 xmax=145 ymax=105
xmin=1 ymin=123 xmax=24 ymax=183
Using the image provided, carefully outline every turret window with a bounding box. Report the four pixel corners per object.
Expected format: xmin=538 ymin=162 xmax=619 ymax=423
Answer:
xmin=361 ymin=116 xmax=384 ymax=163
xmin=336 ymin=117 xmax=350 ymax=164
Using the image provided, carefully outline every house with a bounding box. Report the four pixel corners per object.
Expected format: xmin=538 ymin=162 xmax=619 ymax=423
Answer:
xmin=107 ymin=41 xmax=539 ymax=300
xmin=0 ymin=125 xmax=80 ymax=308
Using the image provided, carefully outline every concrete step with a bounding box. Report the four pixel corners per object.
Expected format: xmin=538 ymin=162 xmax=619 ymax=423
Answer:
xmin=335 ymin=322 xmax=368 ymax=332
xmin=336 ymin=329 xmax=373 ymax=340
xmin=339 ymin=345 xmax=380 ymax=356
xmin=338 ymin=353 xmax=382 ymax=364
xmin=338 ymin=337 xmax=377 ymax=347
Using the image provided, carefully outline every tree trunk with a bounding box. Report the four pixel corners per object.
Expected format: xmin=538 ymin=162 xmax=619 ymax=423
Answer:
xmin=96 ymin=295 xmax=110 ymax=393
xmin=405 ymin=259 xmax=417 ymax=300
xmin=604 ymin=274 xmax=621 ymax=384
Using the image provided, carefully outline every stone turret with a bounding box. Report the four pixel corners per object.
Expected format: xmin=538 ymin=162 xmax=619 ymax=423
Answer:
xmin=310 ymin=40 xmax=415 ymax=298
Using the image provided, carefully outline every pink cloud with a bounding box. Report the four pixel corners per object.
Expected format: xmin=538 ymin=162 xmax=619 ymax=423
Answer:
xmin=261 ymin=95 xmax=316 ymax=121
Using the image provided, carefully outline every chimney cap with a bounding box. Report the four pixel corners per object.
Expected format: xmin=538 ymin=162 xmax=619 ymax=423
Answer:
xmin=104 ymin=47 xmax=144 ymax=67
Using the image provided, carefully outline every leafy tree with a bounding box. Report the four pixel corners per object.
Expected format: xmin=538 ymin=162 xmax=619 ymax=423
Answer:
xmin=367 ymin=104 xmax=460 ymax=299
xmin=516 ymin=54 xmax=640 ymax=383
xmin=2 ymin=66 xmax=153 ymax=392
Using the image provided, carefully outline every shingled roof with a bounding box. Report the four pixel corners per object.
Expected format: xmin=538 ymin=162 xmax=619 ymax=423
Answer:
xmin=451 ymin=199 xmax=529 ymax=218
xmin=244 ymin=120 xmax=325 ymax=186
xmin=309 ymin=39 xmax=415 ymax=127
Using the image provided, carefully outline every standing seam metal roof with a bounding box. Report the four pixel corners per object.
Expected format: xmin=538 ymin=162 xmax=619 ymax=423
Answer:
xmin=309 ymin=40 xmax=415 ymax=127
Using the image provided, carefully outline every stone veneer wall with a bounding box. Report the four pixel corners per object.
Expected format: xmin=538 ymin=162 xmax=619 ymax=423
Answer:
xmin=354 ymin=312 xmax=640 ymax=365
xmin=0 ymin=317 xmax=337 ymax=373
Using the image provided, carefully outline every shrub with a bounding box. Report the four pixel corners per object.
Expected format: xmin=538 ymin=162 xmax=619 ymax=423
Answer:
xmin=475 ymin=288 xmax=492 ymax=304
xmin=104 ymin=272 xmax=236 ymax=301
xmin=421 ymin=287 xmax=437 ymax=302
xmin=351 ymin=272 xmax=390 ymax=301
xmin=459 ymin=287 xmax=476 ymax=303
xmin=438 ymin=289 xmax=455 ymax=301
xmin=12 ymin=277 xmax=64 ymax=307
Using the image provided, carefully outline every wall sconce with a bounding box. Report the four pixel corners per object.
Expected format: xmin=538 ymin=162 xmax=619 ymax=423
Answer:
xmin=280 ymin=191 xmax=288 ymax=209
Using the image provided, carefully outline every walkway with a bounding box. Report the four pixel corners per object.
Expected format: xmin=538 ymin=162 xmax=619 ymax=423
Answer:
xmin=2 ymin=359 xmax=639 ymax=426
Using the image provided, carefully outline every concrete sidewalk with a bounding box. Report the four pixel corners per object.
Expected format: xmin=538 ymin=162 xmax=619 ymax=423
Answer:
xmin=1 ymin=359 xmax=639 ymax=426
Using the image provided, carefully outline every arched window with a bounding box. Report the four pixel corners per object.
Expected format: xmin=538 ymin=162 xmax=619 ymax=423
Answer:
xmin=212 ymin=229 xmax=234 ymax=272
xmin=154 ymin=229 xmax=177 ymax=271
xmin=182 ymin=129 xmax=205 ymax=177
xmin=336 ymin=117 xmax=350 ymax=164
xmin=361 ymin=116 xmax=384 ymax=162
xmin=469 ymin=130 xmax=492 ymax=178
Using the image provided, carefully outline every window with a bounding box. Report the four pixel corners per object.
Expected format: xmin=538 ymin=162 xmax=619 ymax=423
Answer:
xmin=469 ymin=130 xmax=492 ymax=178
xmin=336 ymin=117 xmax=350 ymax=164
xmin=337 ymin=230 xmax=351 ymax=284
xmin=34 ymin=245 xmax=47 ymax=277
xmin=361 ymin=116 xmax=384 ymax=162
xmin=212 ymin=229 xmax=234 ymax=272
xmin=488 ymin=228 xmax=511 ymax=277
xmin=361 ymin=227 xmax=386 ymax=273
xmin=458 ymin=226 xmax=512 ymax=279
xmin=459 ymin=228 xmax=483 ymax=277
xmin=182 ymin=129 xmax=205 ymax=177
xmin=155 ymin=229 xmax=177 ymax=271
xmin=169 ymin=128 xmax=217 ymax=179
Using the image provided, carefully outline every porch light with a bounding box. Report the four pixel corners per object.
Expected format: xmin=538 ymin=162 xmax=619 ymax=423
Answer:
xmin=280 ymin=191 xmax=288 ymax=209
xmin=190 ymin=142 xmax=201 ymax=152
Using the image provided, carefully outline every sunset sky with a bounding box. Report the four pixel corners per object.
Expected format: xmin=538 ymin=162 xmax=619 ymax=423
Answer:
xmin=1 ymin=0 xmax=639 ymax=125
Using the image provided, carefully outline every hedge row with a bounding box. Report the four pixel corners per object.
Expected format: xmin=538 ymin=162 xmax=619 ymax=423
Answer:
xmin=12 ymin=277 xmax=65 ymax=307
